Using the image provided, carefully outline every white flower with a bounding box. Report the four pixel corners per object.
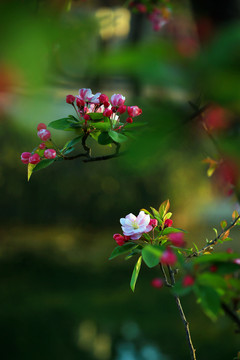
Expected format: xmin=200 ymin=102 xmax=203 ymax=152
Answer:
xmin=78 ymin=88 xmax=93 ymax=102
xmin=91 ymin=92 xmax=101 ymax=104
xmin=120 ymin=211 xmax=152 ymax=240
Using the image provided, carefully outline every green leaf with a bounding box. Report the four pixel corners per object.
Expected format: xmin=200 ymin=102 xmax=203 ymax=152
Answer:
xmin=162 ymin=227 xmax=186 ymax=235
xmin=109 ymin=243 xmax=138 ymax=260
xmin=173 ymin=280 xmax=193 ymax=296
xmin=159 ymin=199 xmax=170 ymax=219
xmin=197 ymin=273 xmax=227 ymax=290
xmin=68 ymin=115 xmax=80 ymax=122
xmin=48 ymin=118 xmax=75 ymax=130
xmin=142 ymin=245 xmax=163 ymax=268
xmin=90 ymin=121 xmax=111 ymax=131
xmin=88 ymin=113 xmax=105 ymax=120
xmin=32 ymin=159 xmax=55 ymax=173
xmin=98 ymin=132 xmax=113 ymax=145
xmin=130 ymin=256 xmax=142 ymax=292
xmin=27 ymin=163 xmax=36 ymax=181
xmin=220 ymin=220 xmax=227 ymax=229
xmin=108 ymin=130 xmax=128 ymax=143
xmin=194 ymin=285 xmax=221 ymax=321
xmin=90 ymin=131 xmax=101 ymax=141
xmin=150 ymin=207 xmax=161 ymax=222
xmin=62 ymin=135 xmax=83 ymax=151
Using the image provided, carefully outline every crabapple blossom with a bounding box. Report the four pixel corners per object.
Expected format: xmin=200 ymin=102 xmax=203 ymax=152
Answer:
xmin=37 ymin=129 xmax=51 ymax=141
xmin=127 ymin=106 xmax=142 ymax=117
xmin=83 ymin=114 xmax=90 ymax=121
xmin=29 ymin=153 xmax=41 ymax=165
xmin=21 ymin=152 xmax=31 ymax=164
xmin=66 ymin=95 xmax=75 ymax=104
xmin=120 ymin=211 xmax=152 ymax=240
xmin=126 ymin=117 xmax=133 ymax=123
xmin=91 ymin=92 xmax=101 ymax=104
xmin=78 ymin=88 xmax=93 ymax=102
xmin=44 ymin=149 xmax=56 ymax=159
xmin=110 ymin=94 xmax=126 ymax=107
xmin=37 ymin=123 xmax=47 ymax=131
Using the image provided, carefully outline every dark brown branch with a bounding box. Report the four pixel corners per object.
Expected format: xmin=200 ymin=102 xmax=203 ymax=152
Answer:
xmin=167 ymin=266 xmax=197 ymax=360
xmin=159 ymin=263 xmax=172 ymax=287
xmin=221 ymin=302 xmax=240 ymax=333
xmin=189 ymin=215 xmax=240 ymax=258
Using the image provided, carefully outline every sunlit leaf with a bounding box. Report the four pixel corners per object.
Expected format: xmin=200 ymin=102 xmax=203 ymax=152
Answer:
xmin=130 ymin=256 xmax=142 ymax=292
xmin=142 ymin=245 xmax=162 ymax=268
xmin=109 ymin=243 xmax=138 ymax=260
xmin=108 ymin=130 xmax=128 ymax=143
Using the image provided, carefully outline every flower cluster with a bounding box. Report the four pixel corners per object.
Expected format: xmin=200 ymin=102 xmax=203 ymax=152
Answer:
xmin=21 ymin=123 xmax=56 ymax=166
xmin=20 ymin=88 xmax=144 ymax=179
xmin=66 ymin=88 xmax=142 ymax=129
xmin=128 ymin=1 xmax=172 ymax=31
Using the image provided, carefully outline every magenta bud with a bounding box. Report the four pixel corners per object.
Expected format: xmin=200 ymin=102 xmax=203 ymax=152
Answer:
xmin=168 ymin=233 xmax=185 ymax=247
xmin=37 ymin=129 xmax=51 ymax=141
xmin=117 ymin=105 xmax=127 ymax=114
xmin=113 ymin=233 xmax=126 ymax=246
xmin=39 ymin=143 xmax=46 ymax=150
xmin=83 ymin=114 xmax=90 ymax=121
xmin=161 ymin=248 xmax=177 ymax=266
xmin=103 ymin=108 xmax=113 ymax=117
xmin=76 ymin=98 xmax=85 ymax=107
xmin=164 ymin=219 xmax=173 ymax=228
xmin=151 ymin=278 xmax=164 ymax=288
xmin=126 ymin=117 xmax=133 ymax=123
xmin=29 ymin=153 xmax=41 ymax=165
xmin=99 ymin=94 xmax=109 ymax=104
xmin=44 ymin=149 xmax=56 ymax=159
xmin=182 ymin=275 xmax=195 ymax=287
xmin=37 ymin=123 xmax=47 ymax=131
xmin=21 ymin=152 xmax=31 ymax=164
xmin=149 ymin=219 xmax=158 ymax=228
xmin=66 ymin=95 xmax=75 ymax=104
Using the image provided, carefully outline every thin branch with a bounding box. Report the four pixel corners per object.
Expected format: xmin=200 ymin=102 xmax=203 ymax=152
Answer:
xmin=167 ymin=266 xmax=197 ymax=360
xmin=221 ymin=302 xmax=240 ymax=333
xmin=159 ymin=263 xmax=172 ymax=287
xmin=188 ymin=215 xmax=240 ymax=258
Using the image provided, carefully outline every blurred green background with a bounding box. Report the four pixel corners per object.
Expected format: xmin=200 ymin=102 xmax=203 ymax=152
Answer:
xmin=0 ymin=0 xmax=240 ymax=359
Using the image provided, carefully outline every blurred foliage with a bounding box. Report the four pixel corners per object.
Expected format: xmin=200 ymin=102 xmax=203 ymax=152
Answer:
xmin=0 ymin=0 xmax=240 ymax=359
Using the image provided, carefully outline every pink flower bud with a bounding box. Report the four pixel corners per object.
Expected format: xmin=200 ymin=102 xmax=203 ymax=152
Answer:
xmin=227 ymin=248 xmax=233 ymax=254
xmin=37 ymin=123 xmax=47 ymax=131
xmin=99 ymin=94 xmax=109 ymax=104
xmin=113 ymin=234 xmax=126 ymax=246
xmin=29 ymin=153 xmax=41 ymax=165
xmin=103 ymin=108 xmax=113 ymax=117
xmin=66 ymin=95 xmax=75 ymax=104
xmin=161 ymin=248 xmax=177 ymax=266
xmin=149 ymin=219 xmax=158 ymax=228
xmin=209 ymin=265 xmax=218 ymax=272
xmin=127 ymin=106 xmax=142 ymax=117
xmin=44 ymin=149 xmax=56 ymax=159
xmin=103 ymin=101 xmax=110 ymax=108
xmin=21 ymin=152 xmax=31 ymax=164
xmin=37 ymin=129 xmax=51 ymax=141
xmin=182 ymin=275 xmax=195 ymax=287
xmin=151 ymin=278 xmax=164 ymax=288
xmin=234 ymin=258 xmax=240 ymax=265
xmin=83 ymin=114 xmax=90 ymax=121
xmin=39 ymin=143 xmax=46 ymax=150
xmin=168 ymin=232 xmax=185 ymax=247
xmin=117 ymin=105 xmax=127 ymax=114
xmin=76 ymin=98 xmax=85 ymax=107
xmin=126 ymin=117 xmax=133 ymax=124
xmin=164 ymin=219 xmax=173 ymax=228
xmin=136 ymin=4 xmax=147 ymax=13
